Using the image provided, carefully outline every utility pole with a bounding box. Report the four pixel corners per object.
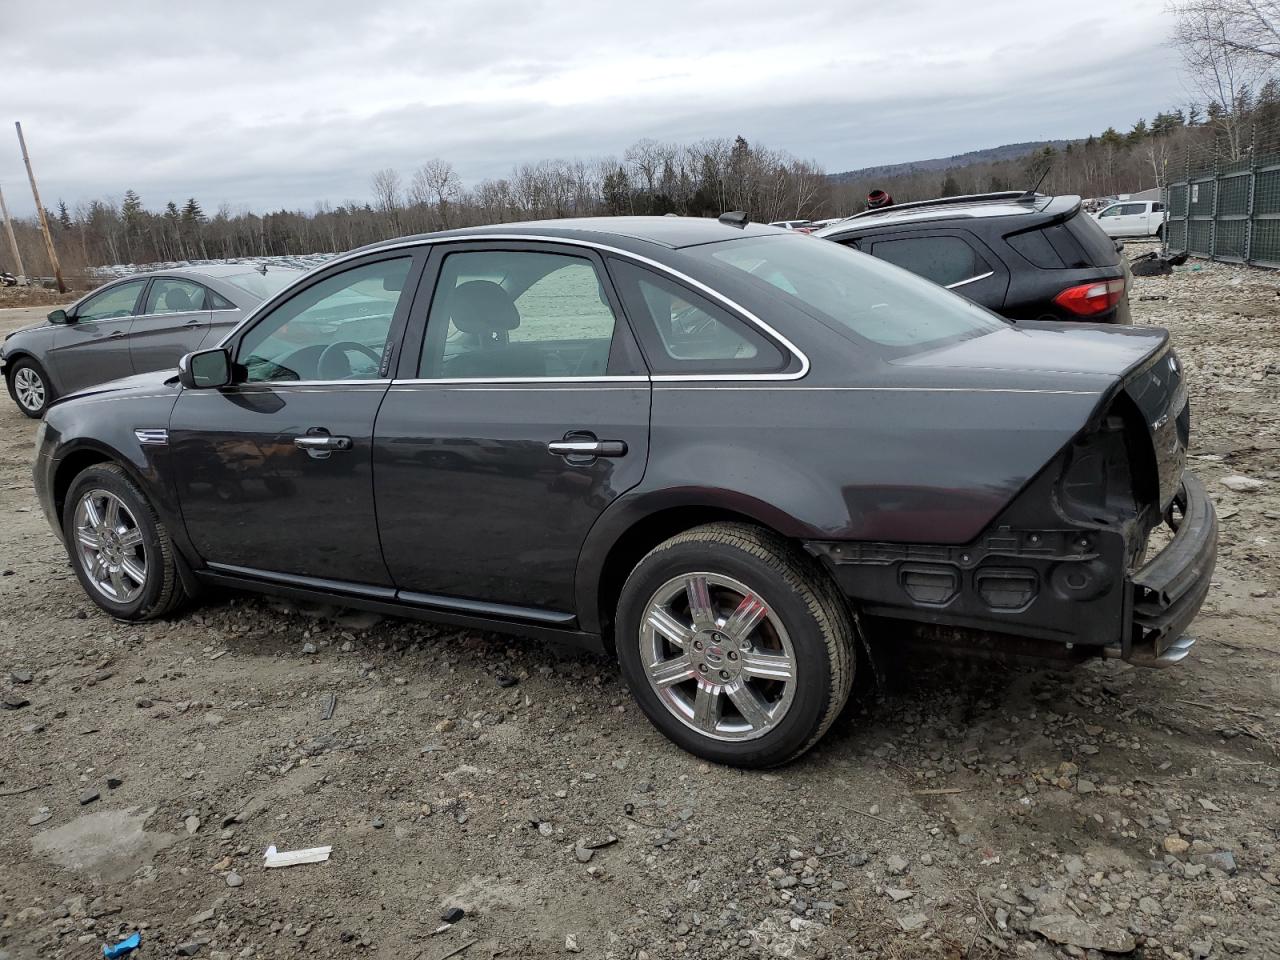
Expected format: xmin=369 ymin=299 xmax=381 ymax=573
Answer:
xmin=15 ymin=122 xmax=65 ymax=293
xmin=0 ymin=183 xmax=25 ymax=281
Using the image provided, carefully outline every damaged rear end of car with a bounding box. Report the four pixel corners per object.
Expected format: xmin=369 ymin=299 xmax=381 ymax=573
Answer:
xmin=804 ymin=326 xmax=1216 ymax=669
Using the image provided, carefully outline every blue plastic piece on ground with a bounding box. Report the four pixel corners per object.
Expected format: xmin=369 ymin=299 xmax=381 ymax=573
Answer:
xmin=103 ymin=931 xmax=141 ymax=958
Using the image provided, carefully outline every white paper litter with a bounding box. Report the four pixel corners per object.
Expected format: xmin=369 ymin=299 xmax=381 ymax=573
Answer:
xmin=263 ymin=844 xmax=332 ymax=868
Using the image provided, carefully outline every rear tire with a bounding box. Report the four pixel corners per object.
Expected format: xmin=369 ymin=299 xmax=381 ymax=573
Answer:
xmin=615 ymin=522 xmax=855 ymax=767
xmin=62 ymin=463 xmax=186 ymax=621
xmin=7 ymin=357 xmax=54 ymax=418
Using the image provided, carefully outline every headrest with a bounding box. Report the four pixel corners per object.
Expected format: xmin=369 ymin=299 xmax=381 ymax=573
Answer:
xmin=164 ymin=286 xmax=193 ymax=311
xmin=449 ymin=280 xmax=519 ymax=335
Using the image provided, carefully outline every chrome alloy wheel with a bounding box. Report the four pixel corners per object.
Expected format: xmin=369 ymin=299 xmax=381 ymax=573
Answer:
xmin=640 ymin=572 xmax=797 ymax=742
xmin=73 ymin=489 xmax=147 ymax=603
xmin=13 ymin=367 xmax=45 ymax=412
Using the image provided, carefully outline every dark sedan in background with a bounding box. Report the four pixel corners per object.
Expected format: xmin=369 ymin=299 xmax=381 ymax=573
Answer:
xmin=2 ymin=264 xmax=305 ymax=417
xmin=32 ymin=217 xmax=1214 ymax=767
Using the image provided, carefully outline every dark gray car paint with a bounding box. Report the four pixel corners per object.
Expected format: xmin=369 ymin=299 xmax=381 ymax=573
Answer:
xmin=33 ymin=218 xmax=1208 ymax=662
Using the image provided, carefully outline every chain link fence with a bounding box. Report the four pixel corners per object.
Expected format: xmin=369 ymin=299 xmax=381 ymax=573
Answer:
xmin=1165 ymin=122 xmax=1280 ymax=267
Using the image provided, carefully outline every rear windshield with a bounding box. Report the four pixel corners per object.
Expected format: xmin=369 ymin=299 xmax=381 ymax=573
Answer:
xmin=1065 ymin=212 xmax=1122 ymax=266
xmin=686 ymin=234 xmax=1006 ymax=354
xmin=222 ymin=269 xmax=303 ymax=301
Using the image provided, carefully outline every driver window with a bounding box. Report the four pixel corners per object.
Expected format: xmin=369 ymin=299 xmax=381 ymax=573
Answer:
xmin=78 ymin=280 xmax=145 ymax=322
xmin=236 ymin=258 xmax=411 ymax=383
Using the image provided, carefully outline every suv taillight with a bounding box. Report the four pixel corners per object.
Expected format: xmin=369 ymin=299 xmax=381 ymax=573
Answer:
xmin=1054 ymin=278 xmax=1126 ymax=317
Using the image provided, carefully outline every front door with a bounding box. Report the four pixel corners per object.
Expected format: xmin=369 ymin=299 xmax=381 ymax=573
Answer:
xmin=49 ymin=278 xmax=145 ymax=393
xmin=170 ymin=253 xmax=421 ymax=587
xmin=373 ymin=243 xmax=651 ymax=617
xmin=130 ymin=277 xmax=213 ymax=374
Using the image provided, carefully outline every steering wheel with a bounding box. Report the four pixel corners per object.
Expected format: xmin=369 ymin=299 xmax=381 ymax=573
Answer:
xmin=317 ymin=341 xmax=382 ymax=380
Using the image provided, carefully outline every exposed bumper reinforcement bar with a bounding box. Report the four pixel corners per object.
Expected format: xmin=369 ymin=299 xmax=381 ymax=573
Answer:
xmin=1123 ymin=473 xmax=1217 ymax=668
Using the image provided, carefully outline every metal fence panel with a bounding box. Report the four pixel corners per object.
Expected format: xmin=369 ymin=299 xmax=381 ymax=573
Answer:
xmin=1166 ymin=150 xmax=1280 ymax=268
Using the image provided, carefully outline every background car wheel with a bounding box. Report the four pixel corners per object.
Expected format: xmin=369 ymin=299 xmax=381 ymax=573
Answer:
xmin=62 ymin=463 xmax=186 ymax=621
xmin=7 ymin=357 xmax=54 ymax=418
xmin=615 ymin=522 xmax=855 ymax=767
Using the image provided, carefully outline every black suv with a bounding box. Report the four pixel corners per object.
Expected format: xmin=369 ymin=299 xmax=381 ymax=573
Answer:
xmin=816 ymin=192 xmax=1132 ymax=323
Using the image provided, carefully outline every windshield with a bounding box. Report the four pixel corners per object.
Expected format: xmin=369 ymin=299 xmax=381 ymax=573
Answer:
xmin=222 ymin=268 xmax=304 ymax=301
xmin=687 ymin=234 xmax=1007 ymax=354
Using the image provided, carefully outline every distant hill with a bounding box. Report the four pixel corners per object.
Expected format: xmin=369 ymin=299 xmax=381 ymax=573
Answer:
xmin=828 ymin=140 xmax=1074 ymax=183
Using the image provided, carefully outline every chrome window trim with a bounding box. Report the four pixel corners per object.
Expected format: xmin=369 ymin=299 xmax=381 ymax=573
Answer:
xmin=186 ymin=378 xmax=393 ymax=391
xmin=945 ymin=270 xmax=995 ymax=290
xmin=215 ymin=234 xmax=811 ymax=383
xmin=391 ymin=375 xmax=648 ymax=386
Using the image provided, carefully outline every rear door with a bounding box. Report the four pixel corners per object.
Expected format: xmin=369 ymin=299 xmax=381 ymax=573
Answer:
xmin=130 ymin=276 xmax=213 ymax=374
xmin=863 ymin=230 xmax=1010 ymax=310
xmin=49 ymin=278 xmax=146 ymax=392
xmin=372 ymin=241 xmax=650 ymax=620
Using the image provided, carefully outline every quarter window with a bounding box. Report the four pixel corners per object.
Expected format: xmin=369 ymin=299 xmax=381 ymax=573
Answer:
xmin=609 ymin=259 xmax=784 ymax=374
xmin=77 ymin=280 xmax=145 ymax=322
xmin=236 ymin=257 xmax=411 ymax=383
xmin=145 ymin=278 xmax=207 ymax=314
xmin=418 ymin=251 xmax=618 ymax=379
xmin=870 ymin=236 xmax=990 ymax=287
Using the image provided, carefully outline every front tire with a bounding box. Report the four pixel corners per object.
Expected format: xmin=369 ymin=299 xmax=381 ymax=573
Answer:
xmin=616 ymin=523 xmax=855 ymax=767
xmin=7 ymin=357 xmax=54 ymax=418
xmin=62 ymin=463 xmax=186 ymax=621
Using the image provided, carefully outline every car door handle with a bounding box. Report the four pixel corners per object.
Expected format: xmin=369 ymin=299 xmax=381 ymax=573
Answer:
xmin=109 ymin=330 xmax=127 ymax=339
xmin=294 ymin=435 xmax=353 ymax=451
xmin=548 ymin=438 xmax=627 ymax=458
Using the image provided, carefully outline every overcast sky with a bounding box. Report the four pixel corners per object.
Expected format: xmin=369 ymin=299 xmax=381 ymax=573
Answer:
xmin=3 ymin=0 xmax=1179 ymax=217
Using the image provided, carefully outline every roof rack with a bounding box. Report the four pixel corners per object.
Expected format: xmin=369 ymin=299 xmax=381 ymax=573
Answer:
xmin=846 ymin=191 xmax=1041 ymax=220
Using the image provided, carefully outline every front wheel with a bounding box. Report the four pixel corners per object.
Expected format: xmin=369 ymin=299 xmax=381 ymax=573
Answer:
xmin=615 ymin=523 xmax=855 ymax=767
xmin=7 ymin=357 xmax=54 ymax=418
xmin=62 ymin=463 xmax=186 ymax=621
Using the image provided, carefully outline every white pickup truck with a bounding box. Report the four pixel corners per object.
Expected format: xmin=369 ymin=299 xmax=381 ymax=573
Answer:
xmin=1093 ymin=200 xmax=1167 ymax=238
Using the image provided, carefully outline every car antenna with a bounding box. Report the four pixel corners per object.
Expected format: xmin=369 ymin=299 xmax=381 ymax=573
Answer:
xmin=1018 ymin=167 xmax=1052 ymax=203
xmin=257 ymin=263 xmax=268 ymax=275
xmin=718 ymin=211 xmax=749 ymax=228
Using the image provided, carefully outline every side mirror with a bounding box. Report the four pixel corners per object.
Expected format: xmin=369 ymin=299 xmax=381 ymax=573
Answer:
xmin=178 ymin=348 xmax=232 ymax=389
xmin=47 ymin=308 xmax=70 ymax=324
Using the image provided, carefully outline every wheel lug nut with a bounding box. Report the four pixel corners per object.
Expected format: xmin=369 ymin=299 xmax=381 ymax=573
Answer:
xmin=719 ymin=670 xmax=730 ymax=681
xmin=693 ymin=640 xmax=703 ymax=650
xmin=727 ymin=652 xmax=738 ymax=661
xmin=698 ymin=664 xmax=708 ymax=673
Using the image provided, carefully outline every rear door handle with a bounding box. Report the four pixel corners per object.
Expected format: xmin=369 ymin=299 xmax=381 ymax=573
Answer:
xmin=548 ymin=437 xmax=627 ymax=459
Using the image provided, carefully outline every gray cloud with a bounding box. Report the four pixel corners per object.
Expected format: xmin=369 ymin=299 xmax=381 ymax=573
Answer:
xmin=2 ymin=0 xmax=1179 ymax=216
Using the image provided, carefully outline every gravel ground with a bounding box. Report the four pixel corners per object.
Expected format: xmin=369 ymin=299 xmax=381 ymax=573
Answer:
xmin=0 ymin=246 xmax=1277 ymax=960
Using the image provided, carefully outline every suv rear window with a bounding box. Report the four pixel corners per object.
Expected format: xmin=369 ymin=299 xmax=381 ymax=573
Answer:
xmin=1006 ymin=212 xmax=1120 ymax=270
xmin=688 ymin=235 xmax=1006 ymax=354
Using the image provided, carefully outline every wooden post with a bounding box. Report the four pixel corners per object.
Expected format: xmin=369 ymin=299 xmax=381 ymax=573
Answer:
xmin=0 ymin=183 xmax=25 ymax=280
xmin=15 ymin=122 xmax=65 ymax=293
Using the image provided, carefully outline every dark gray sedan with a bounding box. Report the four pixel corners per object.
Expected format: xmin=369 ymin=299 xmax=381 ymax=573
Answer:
xmin=2 ymin=264 xmax=305 ymax=417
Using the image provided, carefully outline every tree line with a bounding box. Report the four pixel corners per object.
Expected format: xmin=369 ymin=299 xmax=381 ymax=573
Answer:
xmin=5 ymin=79 xmax=1279 ymax=279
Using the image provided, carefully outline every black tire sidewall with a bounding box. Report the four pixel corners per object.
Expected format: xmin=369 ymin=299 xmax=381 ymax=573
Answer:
xmin=7 ymin=358 xmax=51 ymax=418
xmin=62 ymin=466 xmax=167 ymax=620
xmin=616 ymin=538 xmax=836 ymax=767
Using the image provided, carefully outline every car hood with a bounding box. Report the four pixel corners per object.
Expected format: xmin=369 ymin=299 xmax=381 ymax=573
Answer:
xmin=3 ymin=320 xmax=53 ymax=343
xmin=891 ymin=321 xmax=1168 ymax=388
xmin=56 ymin=368 xmax=180 ymax=406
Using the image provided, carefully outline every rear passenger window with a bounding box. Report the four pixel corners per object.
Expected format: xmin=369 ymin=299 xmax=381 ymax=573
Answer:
xmin=609 ymin=259 xmax=784 ymax=374
xmin=419 ymin=251 xmax=618 ymax=379
xmin=145 ymin=278 xmax=207 ymax=315
xmin=870 ymin=236 xmax=990 ymax=287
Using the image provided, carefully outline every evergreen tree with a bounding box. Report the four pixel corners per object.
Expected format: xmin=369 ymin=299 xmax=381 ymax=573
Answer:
xmin=939 ymin=173 xmax=962 ymax=196
xmin=57 ymin=200 xmax=73 ymax=230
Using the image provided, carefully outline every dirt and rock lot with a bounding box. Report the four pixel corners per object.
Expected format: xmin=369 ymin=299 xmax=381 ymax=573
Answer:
xmin=0 ymin=247 xmax=1277 ymax=960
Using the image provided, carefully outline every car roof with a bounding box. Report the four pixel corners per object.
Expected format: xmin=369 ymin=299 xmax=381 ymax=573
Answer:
xmin=360 ymin=216 xmax=788 ymax=253
xmin=817 ymin=194 xmax=1081 ymax=235
xmin=166 ymin=263 xmax=307 ymax=279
